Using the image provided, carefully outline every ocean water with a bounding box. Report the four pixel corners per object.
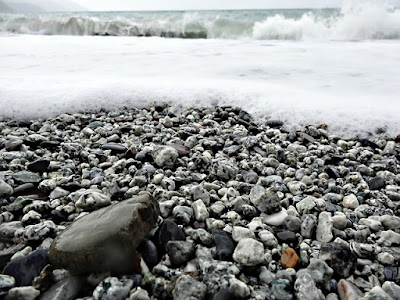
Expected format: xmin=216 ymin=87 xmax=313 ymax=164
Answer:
xmin=0 ymin=1 xmax=399 ymax=136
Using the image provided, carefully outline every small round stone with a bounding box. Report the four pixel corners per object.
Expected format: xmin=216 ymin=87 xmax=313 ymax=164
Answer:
xmin=281 ymin=248 xmax=299 ymax=269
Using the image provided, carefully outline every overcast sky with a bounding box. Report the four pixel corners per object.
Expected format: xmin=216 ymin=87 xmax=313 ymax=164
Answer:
xmin=73 ymin=0 xmax=344 ymax=11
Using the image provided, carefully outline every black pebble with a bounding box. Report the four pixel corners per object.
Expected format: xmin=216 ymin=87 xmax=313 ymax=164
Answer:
xmin=212 ymin=230 xmax=235 ymax=261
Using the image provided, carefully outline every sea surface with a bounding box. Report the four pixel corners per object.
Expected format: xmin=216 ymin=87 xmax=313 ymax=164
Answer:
xmin=0 ymin=1 xmax=399 ymax=136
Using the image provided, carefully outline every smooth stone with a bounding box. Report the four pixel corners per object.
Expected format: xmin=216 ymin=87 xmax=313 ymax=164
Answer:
xmin=277 ymin=231 xmax=297 ymax=243
xmin=137 ymin=239 xmax=158 ymax=269
xmin=49 ymin=194 xmax=159 ymax=274
xmin=5 ymin=286 xmax=40 ymax=300
xmin=38 ymin=277 xmax=82 ymax=300
xmin=382 ymin=281 xmax=400 ymax=300
xmin=93 ymin=277 xmax=133 ymax=300
xmin=378 ymin=252 xmax=396 ymax=266
xmin=60 ymin=182 xmax=84 ymax=192
xmin=27 ymin=160 xmax=50 ymax=173
xmin=101 ymin=143 xmax=127 ymax=153
xmin=231 ymin=226 xmax=255 ymax=242
xmin=87 ymin=121 xmax=104 ymax=129
xmin=262 ymin=208 xmax=288 ymax=226
xmin=68 ymin=189 xmax=111 ymax=211
xmin=233 ymin=238 xmax=264 ymax=266
xmin=337 ymin=279 xmax=364 ymax=300
xmin=10 ymin=246 xmax=32 ymax=261
xmin=379 ymin=216 xmax=400 ymax=230
xmin=192 ymin=200 xmax=209 ymax=222
xmin=12 ymin=184 xmax=35 ymax=196
xmin=152 ymin=146 xmax=179 ymax=168
xmin=173 ymin=275 xmax=206 ymax=300
xmin=285 ymin=215 xmax=302 ymax=232
xmin=4 ymin=138 xmax=23 ymax=151
xmin=343 ymin=194 xmax=359 ymax=209
xmin=0 ymin=180 xmax=13 ymax=197
xmin=368 ymin=177 xmax=386 ymax=190
xmin=316 ymin=212 xmax=333 ymax=243
xmin=3 ymin=250 xmax=48 ymax=286
xmin=166 ymin=241 xmax=195 ymax=267
xmin=259 ymin=230 xmax=278 ymax=248
xmin=12 ymin=172 xmax=41 ymax=184
xmin=332 ymin=212 xmax=348 ymax=230
xmin=49 ymin=188 xmax=70 ymax=200
xmin=212 ymin=230 xmax=235 ymax=261
xmin=266 ymin=120 xmax=284 ymax=128
xmin=319 ymin=243 xmax=356 ymax=278
xmin=281 ymin=248 xmax=299 ymax=269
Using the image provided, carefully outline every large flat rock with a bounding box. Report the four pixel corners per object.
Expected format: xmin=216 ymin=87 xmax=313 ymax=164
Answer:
xmin=49 ymin=193 xmax=159 ymax=274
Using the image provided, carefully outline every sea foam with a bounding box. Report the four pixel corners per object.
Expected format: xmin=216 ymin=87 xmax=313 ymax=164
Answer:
xmin=0 ymin=34 xmax=399 ymax=137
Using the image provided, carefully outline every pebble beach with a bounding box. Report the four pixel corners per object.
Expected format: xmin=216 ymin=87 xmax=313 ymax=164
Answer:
xmin=0 ymin=104 xmax=399 ymax=300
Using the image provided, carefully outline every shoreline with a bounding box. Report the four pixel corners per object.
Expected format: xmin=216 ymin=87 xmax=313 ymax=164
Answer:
xmin=0 ymin=104 xmax=399 ymax=299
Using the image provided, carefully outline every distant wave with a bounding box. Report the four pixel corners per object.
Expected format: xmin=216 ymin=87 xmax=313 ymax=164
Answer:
xmin=0 ymin=2 xmax=400 ymax=40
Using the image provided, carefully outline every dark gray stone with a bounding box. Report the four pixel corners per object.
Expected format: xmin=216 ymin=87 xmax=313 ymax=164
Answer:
xmin=49 ymin=194 xmax=159 ymax=274
xmin=285 ymin=216 xmax=302 ymax=232
xmin=212 ymin=230 xmax=235 ymax=261
xmin=266 ymin=120 xmax=284 ymax=128
xmin=368 ymin=177 xmax=386 ymax=190
xmin=27 ymin=159 xmax=50 ymax=173
xmin=101 ymin=143 xmax=127 ymax=154
xmin=38 ymin=277 xmax=82 ymax=300
xmin=166 ymin=241 xmax=195 ymax=267
xmin=0 ymin=244 xmax=26 ymax=270
xmin=3 ymin=250 xmax=49 ymax=286
xmin=384 ymin=267 xmax=400 ymax=285
xmin=137 ymin=239 xmax=158 ymax=269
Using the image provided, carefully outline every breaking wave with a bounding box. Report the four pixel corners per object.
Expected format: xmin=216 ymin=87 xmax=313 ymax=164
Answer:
xmin=0 ymin=1 xmax=399 ymax=40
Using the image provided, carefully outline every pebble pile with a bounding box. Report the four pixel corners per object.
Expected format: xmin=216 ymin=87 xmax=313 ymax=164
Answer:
xmin=0 ymin=104 xmax=400 ymax=300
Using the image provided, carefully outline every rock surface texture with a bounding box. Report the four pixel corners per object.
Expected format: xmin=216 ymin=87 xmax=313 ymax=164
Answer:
xmin=49 ymin=194 xmax=159 ymax=274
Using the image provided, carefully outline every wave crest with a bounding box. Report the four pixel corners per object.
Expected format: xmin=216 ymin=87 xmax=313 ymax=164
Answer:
xmin=1 ymin=1 xmax=400 ymax=40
